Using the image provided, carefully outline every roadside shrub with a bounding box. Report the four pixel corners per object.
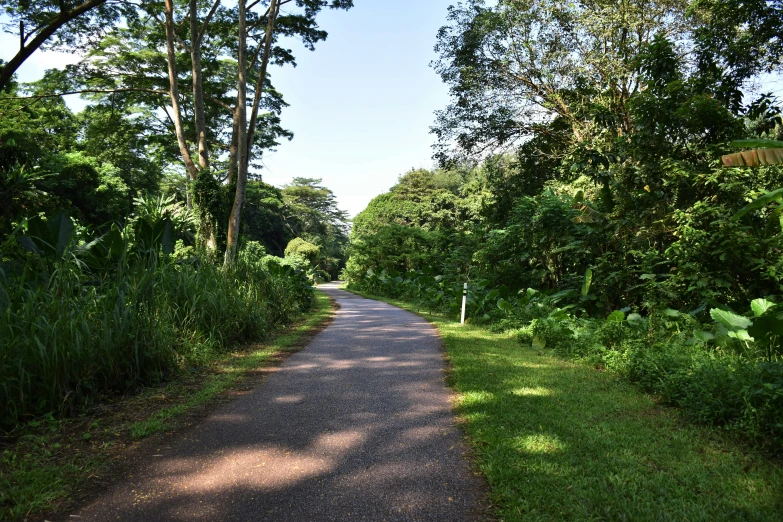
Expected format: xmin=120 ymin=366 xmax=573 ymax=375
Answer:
xmin=285 ymin=237 xmax=319 ymax=265
xmin=0 ymin=215 xmax=314 ymax=429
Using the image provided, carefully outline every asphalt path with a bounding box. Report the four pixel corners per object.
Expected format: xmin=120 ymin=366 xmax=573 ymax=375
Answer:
xmin=67 ymin=282 xmax=487 ymax=521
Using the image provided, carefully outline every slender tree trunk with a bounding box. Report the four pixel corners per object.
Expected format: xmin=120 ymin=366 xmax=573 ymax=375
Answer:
xmin=188 ymin=0 xmax=218 ymax=250
xmin=227 ymin=103 xmax=241 ymax=186
xmin=164 ymin=0 xmax=199 ymax=182
xmin=244 ymin=0 xmax=280 ymax=171
xmin=224 ymin=0 xmax=249 ymax=267
xmin=189 ymin=0 xmax=209 ymax=172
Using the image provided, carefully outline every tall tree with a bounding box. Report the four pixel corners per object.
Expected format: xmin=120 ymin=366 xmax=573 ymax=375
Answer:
xmin=691 ymin=0 xmax=783 ymax=111
xmin=226 ymin=0 xmax=279 ymax=266
xmin=280 ymin=177 xmax=350 ymax=277
xmin=223 ymin=0 xmax=354 ymax=265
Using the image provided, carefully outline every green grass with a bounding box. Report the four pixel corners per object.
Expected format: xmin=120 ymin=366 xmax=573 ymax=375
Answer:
xmin=0 ymin=290 xmax=333 ymax=521
xmin=349 ymin=290 xmax=783 ymax=522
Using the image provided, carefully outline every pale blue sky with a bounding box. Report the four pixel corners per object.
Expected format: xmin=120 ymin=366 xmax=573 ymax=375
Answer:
xmin=0 ymin=1 xmax=455 ymax=218
xmin=264 ymin=1 xmax=454 ymax=217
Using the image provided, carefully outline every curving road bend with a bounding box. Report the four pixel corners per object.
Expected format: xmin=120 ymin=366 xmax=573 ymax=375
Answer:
xmin=67 ymin=282 xmax=487 ymax=521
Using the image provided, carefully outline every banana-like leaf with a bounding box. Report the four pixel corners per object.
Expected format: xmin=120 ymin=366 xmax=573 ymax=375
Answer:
xmin=722 ymin=148 xmax=783 ymax=167
xmin=723 ymin=136 xmax=783 ymax=168
xmin=20 ymin=213 xmax=75 ymax=260
xmin=160 ymin=219 xmax=175 ymax=255
xmin=732 ymin=188 xmax=783 ymax=220
xmin=581 ymin=268 xmax=593 ymax=297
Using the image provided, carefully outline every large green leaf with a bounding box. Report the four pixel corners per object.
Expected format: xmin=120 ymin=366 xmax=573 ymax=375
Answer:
xmin=751 ymin=298 xmax=776 ymax=317
xmin=47 ymin=213 xmax=75 ymax=258
xmin=692 ymin=330 xmax=716 ymax=343
xmin=159 ymin=219 xmax=175 ymax=255
xmin=606 ymin=310 xmax=625 ymax=322
xmin=732 ymin=188 xmax=783 ymax=220
xmin=710 ymin=308 xmax=753 ymax=331
xmin=748 ymin=312 xmax=783 ymax=350
xmin=581 ymin=268 xmax=593 ymax=297
xmin=728 ymin=330 xmax=754 ymax=342
xmin=19 ymin=213 xmax=74 ymax=260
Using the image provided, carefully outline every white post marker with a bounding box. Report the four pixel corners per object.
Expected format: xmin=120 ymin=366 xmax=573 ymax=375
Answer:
xmin=461 ymin=282 xmax=468 ymax=325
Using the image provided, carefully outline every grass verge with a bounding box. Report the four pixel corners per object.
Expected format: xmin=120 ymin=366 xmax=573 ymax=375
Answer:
xmin=347 ymin=289 xmax=783 ymax=522
xmin=0 ymin=290 xmax=334 ymax=521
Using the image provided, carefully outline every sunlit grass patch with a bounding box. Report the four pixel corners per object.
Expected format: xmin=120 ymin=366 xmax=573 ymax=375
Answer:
xmin=511 ymin=386 xmax=553 ymax=397
xmin=513 ymin=433 xmax=566 ymax=454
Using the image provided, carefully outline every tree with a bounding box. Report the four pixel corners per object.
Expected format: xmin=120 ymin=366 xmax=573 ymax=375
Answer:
xmin=285 ymin=236 xmax=320 ymax=265
xmin=0 ymin=84 xmax=147 ymax=230
xmin=281 ymin=177 xmax=350 ymax=278
xmin=224 ymin=0 xmax=354 ymax=266
xmin=431 ymin=0 xmax=691 ymax=160
xmin=77 ymin=102 xmax=162 ymax=196
xmin=52 ymin=1 xmax=291 ymax=250
xmin=226 ymin=0 xmax=251 ymax=262
xmin=691 ymin=0 xmax=783 ymax=112
xmin=241 ymin=180 xmax=291 ymax=256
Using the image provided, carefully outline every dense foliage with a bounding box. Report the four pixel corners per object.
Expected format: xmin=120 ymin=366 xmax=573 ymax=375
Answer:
xmin=0 ymin=206 xmax=314 ymax=428
xmin=346 ymin=0 xmax=783 ymax=452
xmin=0 ymin=2 xmax=352 ymax=430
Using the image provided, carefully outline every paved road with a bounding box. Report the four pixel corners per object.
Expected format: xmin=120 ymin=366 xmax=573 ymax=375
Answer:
xmin=68 ymin=283 xmax=487 ymax=521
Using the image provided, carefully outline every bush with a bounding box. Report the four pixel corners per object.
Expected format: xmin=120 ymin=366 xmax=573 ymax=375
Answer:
xmin=530 ymin=313 xmax=783 ymax=453
xmin=285 ymin=237 xmax=320 ymax=265
xmin=0 ymin=215 xmax=314 ymax=429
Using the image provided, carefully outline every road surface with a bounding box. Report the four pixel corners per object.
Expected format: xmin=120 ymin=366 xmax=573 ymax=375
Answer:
xmin=68 ymin=282 xmax=487 ymax=521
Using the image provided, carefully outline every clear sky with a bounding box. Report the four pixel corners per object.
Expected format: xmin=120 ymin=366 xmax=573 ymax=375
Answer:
xmin=0 ymin=1 xmax=455 ymax=218
xmin=264 ymin=0 xmax=454 ymax=217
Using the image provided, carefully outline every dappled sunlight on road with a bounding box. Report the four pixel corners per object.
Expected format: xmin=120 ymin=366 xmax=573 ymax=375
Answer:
xmin=70 ymin=285 xmax=486 ymax=521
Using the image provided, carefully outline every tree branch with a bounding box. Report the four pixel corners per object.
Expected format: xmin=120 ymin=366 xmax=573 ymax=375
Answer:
xmin=0 ymin=0 xmax=109 ymax=92
xmin=197 ymin=0 xmax=223 ymax=44
xmin=0 ymin=88 xmax=169 ymax=100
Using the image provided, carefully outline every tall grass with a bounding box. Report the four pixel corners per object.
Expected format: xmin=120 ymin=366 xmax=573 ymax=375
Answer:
xmin=0 ymin=233 xmax=312 ymax=428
